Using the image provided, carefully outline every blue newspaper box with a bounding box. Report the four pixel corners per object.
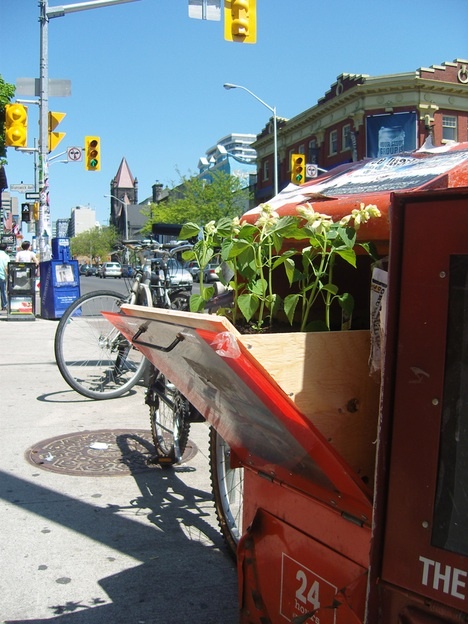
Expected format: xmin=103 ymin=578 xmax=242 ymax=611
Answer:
xmin=51 ymin=237 xmax=71 ymax=262
xmin=40 ymin=260 xmax=80 ymax=319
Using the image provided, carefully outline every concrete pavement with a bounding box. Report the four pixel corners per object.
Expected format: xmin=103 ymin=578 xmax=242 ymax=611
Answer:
xmin=0 ymin=312 xmax=238 ymax=623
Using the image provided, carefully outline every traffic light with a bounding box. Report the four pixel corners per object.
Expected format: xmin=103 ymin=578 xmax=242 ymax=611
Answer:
xmin=21 ymin=203 xmax=31 ymax=223
xmin=291 ymin=153 xmax=306 ymax=185
xmin=33 ymin=203 xmax=40 ymax=221
xmin=4 ymin=103 xmax=28 ymax=147
xmin=48 ymin=111 xmax=66 ymax=152
xmin=224 ymin=0 xmax=256 ymax=44
xmin=85 ymin=136 xmax=100 ymax=171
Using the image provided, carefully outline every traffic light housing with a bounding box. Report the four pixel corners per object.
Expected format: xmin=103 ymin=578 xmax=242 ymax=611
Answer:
xmin=33 ymin=203 xmax=40 ymax=221
xmin=85 ymin=136 xmax=100 ymax=171
xmin=291 ymin=153 xmax=306 ymax=185
xmin=48 ymin=111 xmax=66 ymax=152
xmin=21 ymin=203 xmax=31 ymax=223
xmin=224 ymin=0 xmax=256 ymax=44
xmin=4 ymin=103 xmax=28 ymax=147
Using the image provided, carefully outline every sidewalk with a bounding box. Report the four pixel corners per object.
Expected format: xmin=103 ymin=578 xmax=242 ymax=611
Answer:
xmin=0 ymin=314 xmax=238 ymax=624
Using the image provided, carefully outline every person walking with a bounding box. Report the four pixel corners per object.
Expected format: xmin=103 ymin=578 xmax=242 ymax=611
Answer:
xmin=0 ymin=243 xmax=10 ymax=311
xmin=15 ymin=241 xmax=39 ymax=267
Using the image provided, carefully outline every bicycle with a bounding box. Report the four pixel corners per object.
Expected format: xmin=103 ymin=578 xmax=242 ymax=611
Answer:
xmin=54 ymin=242 xmax=192 ymax=401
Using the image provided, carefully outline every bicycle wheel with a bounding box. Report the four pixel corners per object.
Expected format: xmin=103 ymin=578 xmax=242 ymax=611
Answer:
xmin=147 ymin=366 xmax=191 ymax=466
xmin=54 ymin=290 xmax=148 ymax=400
xmin=209 ymin=426 xmax=244 ymax=558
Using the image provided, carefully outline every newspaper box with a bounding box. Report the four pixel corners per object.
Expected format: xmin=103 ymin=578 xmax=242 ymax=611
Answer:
xmin=105 ymin=144 xmax=468 ymax=623
xmin=40 ymin=260 xmax=80 ymax=320
xmin=7 ymin=262 xmax=36 ymax=320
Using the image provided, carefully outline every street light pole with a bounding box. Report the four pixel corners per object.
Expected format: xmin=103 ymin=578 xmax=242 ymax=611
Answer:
xmin=223 ymin=83 xmax=278 ymax=197
xmin=37 ymin=0 xmax=140 ymax=261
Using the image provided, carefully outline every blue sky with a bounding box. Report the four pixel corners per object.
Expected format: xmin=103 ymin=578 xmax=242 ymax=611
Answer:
xmin=2 ymin=0 xmax=467 ymax=227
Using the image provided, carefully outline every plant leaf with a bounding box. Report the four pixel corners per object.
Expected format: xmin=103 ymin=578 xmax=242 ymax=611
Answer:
xmin=336 ymin=248 xmax=356 ymax=267
xmin=338 ymin=292 xmax=354 ymax=316
xmin=189 ymin=294 xmax=205 ymax=313
xmin=237 ymin=293 xmax=259 ymax=323
xmin=284 ymin=293 xmax=300 ymax=325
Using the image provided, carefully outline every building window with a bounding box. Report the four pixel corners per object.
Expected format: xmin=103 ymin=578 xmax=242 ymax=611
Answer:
xmin=329 ymin=130 xmax=338 ymax=155
xmin=308 ymin=139 xmax=318 ymax=164
xmin=342 ymin=125 xmax=352 ymax=151
xmin=442 ymin=115 xmax=457 ymax=142
xmin=263 ymin=160 xmax=270 ymax=181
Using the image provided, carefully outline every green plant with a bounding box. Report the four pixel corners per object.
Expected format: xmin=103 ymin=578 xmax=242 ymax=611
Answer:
xmin=180 ymin=202 xmax=381 ymax=332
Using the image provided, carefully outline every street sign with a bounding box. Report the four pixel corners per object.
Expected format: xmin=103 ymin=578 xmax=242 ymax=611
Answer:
xmin=67 ymin=147 xmax=82 ymax=162
xmin=16 ymin=78 xmax=72 ymax=97
xmin=25 ymin=192 xmax=40 ymax=200
xmin=10 ymin=184 xmax=35 ymax=193
xmin=306 ymin=164 xmax=318 ymax=178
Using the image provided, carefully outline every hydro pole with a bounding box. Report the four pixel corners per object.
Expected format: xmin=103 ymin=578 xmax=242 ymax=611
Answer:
xmin=37 ymin=0 xmax=140 ymax=260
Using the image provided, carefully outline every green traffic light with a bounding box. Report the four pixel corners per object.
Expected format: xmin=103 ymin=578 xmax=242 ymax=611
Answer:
xmin=90 ymin=159 xmax=98 ymax=168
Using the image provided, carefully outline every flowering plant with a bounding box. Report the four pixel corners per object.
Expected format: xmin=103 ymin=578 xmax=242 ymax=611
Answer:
xmin=180 ymin=202 xmax=381 ymax=332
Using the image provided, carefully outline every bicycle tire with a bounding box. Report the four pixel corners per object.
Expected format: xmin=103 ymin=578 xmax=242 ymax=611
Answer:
xmin=54 ymin=290 xmax=149 ymax=400
xmin=147 ymin=366 xmax=191 ymax=466
xmin=209 ymin=426 xmax=244 ymax=558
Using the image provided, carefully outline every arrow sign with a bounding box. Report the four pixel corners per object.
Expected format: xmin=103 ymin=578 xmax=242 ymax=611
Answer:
xmin=67 ymin=147 xmax=82 ymax=162
xmin=306 ymin=164 xmax=318 ymax=178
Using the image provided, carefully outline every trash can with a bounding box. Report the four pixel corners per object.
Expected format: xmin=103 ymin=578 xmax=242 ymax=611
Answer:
xmin=7 ymin=262 xmax=37 ymax=321
xmin=40 ymin=260 xmax=80 ymax=319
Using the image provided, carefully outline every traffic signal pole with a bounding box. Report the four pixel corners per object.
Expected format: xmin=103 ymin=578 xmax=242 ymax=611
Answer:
xmin=37 ymin=0 xmax=140 ymax=260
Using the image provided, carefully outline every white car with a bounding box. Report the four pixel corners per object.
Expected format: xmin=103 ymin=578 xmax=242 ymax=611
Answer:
xmin=100 ymin=262 xmax=122 ymax=278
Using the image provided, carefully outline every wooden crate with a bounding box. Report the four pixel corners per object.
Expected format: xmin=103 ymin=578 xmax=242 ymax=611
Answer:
xmin=241 ymin=330 xmax=381 ymax=487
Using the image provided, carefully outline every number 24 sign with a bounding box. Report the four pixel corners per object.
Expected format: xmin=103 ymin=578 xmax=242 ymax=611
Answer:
xmin=280 ymin=554 xmax=337 ymax=623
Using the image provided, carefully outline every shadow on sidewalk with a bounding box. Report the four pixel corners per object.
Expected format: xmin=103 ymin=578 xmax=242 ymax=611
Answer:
xmin=1 ymin=432 xmax=238 ymax=624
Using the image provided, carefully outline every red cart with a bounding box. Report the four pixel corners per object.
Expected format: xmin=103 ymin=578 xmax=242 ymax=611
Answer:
xmin=106 ymin=143 xmax=468 ymax=623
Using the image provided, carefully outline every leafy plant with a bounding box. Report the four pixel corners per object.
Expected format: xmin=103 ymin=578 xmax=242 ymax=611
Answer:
xmin=180 ymin=202 xmax=381 ymax=332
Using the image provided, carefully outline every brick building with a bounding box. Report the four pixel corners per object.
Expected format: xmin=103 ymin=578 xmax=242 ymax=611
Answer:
xmin=254 ymin=59 xmax=468 ymax=202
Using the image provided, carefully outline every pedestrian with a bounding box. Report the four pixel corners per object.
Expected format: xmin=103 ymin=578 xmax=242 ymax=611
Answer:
xmin=0 ymin=243 xmax=10 ymax=311
xmin=16 ymin=241 xmax=39 ymax=267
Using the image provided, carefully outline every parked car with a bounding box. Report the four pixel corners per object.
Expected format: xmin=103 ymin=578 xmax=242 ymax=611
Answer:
xmin=79 ymin=264 xmax=89 ymax=275
xmin=86 ymin=265 xmax=98 ymax=276
xmin=100 ymin=262 xmax=122 ymax=278
xmin=184 ymin=261 xmax=201 ymax=280
xmin=166 ymin=258 xmax=193 ymax=292
xmin=121 ymin=264 xmax=135 ymax=278
xmin=203 ymin=263 xmax=221 ymax=283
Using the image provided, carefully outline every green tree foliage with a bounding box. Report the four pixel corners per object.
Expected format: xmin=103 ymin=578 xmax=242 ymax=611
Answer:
xmin=70 ymin=226 xmax=119 ymax=263
xmin=141 ymin=170 xmax=251 ymax=233
xmin=0 ymin=74 xmax=16 ymax=163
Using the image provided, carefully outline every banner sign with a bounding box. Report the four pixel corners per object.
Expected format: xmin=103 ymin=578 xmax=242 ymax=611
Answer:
xmin=366 ymin=112 xmax=417 ymax=159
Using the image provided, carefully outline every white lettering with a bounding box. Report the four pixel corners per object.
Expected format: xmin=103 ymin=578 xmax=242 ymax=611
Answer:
xmin=419 ymin=556 xmax=467 ymax=599
xmin=419 ymin=556 xmax=434 ymax=586
xmin=452 ymin=568 xmax=468 ymax=600
xmin=433 ymin=561 xmax=451 ymax=593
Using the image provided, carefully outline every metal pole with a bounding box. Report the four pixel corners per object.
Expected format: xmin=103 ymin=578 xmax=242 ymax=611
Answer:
xmin=224 ymin=83 xmax=279 ymax=196
xmin=38 ymin=0 xmax=51 ymax=260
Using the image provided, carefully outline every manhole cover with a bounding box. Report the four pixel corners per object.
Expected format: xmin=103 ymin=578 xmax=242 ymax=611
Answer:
xmin=25 ymin=429 xmax=198 ymax=476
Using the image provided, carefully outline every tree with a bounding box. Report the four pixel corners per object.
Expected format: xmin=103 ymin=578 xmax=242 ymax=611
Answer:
xmin=70 ymin=226 xmax=119 ymax=263
xmin=141 ymin=170 xmax=251 ymax=234
xmin=0 ymin=74 xmax=16 ymax=164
